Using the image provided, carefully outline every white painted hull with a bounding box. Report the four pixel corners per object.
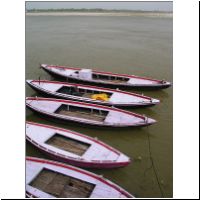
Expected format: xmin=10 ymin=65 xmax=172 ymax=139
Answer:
xmin=26 ymin=121 xmax=130 ymax=168
xmin=41 ymin=64 xmax=171 ymax=89
xmin=26 ymin=79 xmax=160 ymax=107
xmin=26 ymin=157 xmax=134 ymax=198
xmin=26 ymin=97 xmax=157 ymax=127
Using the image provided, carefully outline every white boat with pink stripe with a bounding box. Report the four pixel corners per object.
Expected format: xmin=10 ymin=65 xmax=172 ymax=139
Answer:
xmin=41 ymin=64 xmax=171 ymax=89
xmin=26 ymin=157 xmax=134 ymax=198
xmin=26 ymin=79 xmax=160 ymax=107
xmin=26 ymin=121 xmax=130 ymax=168
xmin=26 ymin=97 xmax=156 ymax=127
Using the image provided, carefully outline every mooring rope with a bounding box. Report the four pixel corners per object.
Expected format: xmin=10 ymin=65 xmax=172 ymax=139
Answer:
xmin=144 ymin=128 xmax=165 ymax=198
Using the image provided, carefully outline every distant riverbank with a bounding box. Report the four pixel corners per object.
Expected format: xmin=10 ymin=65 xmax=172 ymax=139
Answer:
xmin=26 ymin=9 xmax=172 ymax=17
xmin=26 ymin=12 xmax=172 ymax=17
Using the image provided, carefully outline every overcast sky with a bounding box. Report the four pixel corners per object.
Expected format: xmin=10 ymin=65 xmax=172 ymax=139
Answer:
xmin=26 ymin=2 xmax=173 ymax=11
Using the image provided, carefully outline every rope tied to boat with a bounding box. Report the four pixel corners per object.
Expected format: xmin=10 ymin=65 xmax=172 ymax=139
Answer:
xmin=144 ymin=127 xmax=165 ymax=198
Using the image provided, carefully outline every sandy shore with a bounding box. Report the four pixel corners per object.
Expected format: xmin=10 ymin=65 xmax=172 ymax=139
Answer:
xmin=26 ymin=12 xmax=173 ymax=18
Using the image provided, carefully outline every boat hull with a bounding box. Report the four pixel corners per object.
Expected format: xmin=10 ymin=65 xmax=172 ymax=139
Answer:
xmin=26 ymin=157 xmax=134 ymax=198
xmin=26 ymin=122 xmax=131 ymax=168
xmin=27 ymin=80 xmax=159 ymax=107
xmin=27 ymin=105 xmax=153 ymax=128
xmin=27 ymin=140 xmax=130 ymax=168
xmin=26 ymin=97 xmax=156 ymax=127
xmin=41 ymin=65 xmax=171 ymax=89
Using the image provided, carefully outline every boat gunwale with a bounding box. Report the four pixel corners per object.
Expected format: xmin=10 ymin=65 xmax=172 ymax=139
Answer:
xmin=26 ymin=157 xmax=134 ymax=198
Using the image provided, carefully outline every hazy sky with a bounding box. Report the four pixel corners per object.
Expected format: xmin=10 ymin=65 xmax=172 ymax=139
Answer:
xmin=26 ymin=2 xmax=173 ymax=11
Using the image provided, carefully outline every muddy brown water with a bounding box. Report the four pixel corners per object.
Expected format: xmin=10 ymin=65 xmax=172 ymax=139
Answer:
xmin=26 ymin=14 xmax=173 ymax=198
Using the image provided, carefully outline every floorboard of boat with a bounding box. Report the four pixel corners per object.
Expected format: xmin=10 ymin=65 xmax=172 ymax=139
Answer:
xmin=46 ymin=134 xmax=90 ymax=156
xmin=30 ymin=168 xmax=95 ymax=198
xmin=56 ymin=110 xmax=106 ymax=122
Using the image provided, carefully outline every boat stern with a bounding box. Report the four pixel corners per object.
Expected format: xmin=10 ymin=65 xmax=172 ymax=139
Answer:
xmin=146 ymin=118 xmax=157 ymax=125
xmin=150 ymin=98 xmax=160 ymax=105
xmin=26 ymin=97 xmax=34 ymax=106
xmin=116 ymin=154 xmax=131 ymax=167
xmin=26 ymin=79 xmax=33 ymax=85
xmin=159 ymin=80 xmax=172 ymax=89
xmin=89 ymin=155 xmax=131 ymax=168
xmin=40 ymin=64 xmax=48 ymax=69
xmin=130 ymin=117 xmax=157 ymax=127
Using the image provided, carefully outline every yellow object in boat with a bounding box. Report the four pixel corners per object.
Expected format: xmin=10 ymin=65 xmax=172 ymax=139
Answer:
xmin=91 ymin=93 xmax=109 ymax=101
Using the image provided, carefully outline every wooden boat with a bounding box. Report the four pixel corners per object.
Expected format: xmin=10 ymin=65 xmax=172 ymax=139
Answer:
xmin=26 ymin=79 xmax=160 ymax=107
xmin=41 ymin=64 xmax=171 ymax=89
xmin=26 ymin=97 xmax=156 ymax=127
xmin=26 ymin=157 xmax=134 ymax=198
xmin=26 ymin=121 xmax=131 ymax=168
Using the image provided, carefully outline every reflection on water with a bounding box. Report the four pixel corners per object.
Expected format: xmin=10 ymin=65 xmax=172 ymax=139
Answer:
xmin=26 ymin=15 xmax=172 ymax=198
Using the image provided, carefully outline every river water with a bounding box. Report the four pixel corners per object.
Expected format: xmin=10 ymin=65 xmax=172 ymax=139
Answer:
xmin=26 ymin=14 xmax=173 ymax=198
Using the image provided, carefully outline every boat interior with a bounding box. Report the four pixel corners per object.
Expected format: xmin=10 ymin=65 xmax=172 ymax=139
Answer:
xmin=56 ymin=86 xmax=112 ymax=99
xmin=45 ymin=133 xmax=91 ymax=156
xmin=30 ymin=168 xmax=95 ymax=198
xmin=54 ymin=104 xmax=109 ymax=122
xmin=92 ymin=73 xmax=129 ymax=83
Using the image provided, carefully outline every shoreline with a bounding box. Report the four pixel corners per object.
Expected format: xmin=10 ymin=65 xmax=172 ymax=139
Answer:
xmin=26 ymin=12 xmax=173 ymax=18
